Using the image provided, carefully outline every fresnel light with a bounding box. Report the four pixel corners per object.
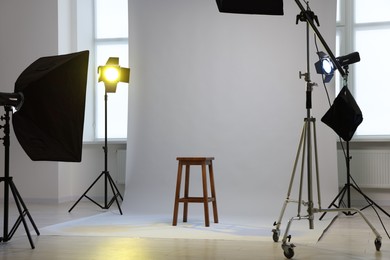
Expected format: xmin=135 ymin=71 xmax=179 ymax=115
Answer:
xmin=98 ymin=57 xmax=130 ymax=93
xmin=314 ymin=51 xmax=335 ymax=83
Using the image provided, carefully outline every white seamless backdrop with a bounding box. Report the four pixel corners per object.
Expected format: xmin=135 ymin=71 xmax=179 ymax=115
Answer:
xmin=124 ymin=0 xmax=338 ymax=222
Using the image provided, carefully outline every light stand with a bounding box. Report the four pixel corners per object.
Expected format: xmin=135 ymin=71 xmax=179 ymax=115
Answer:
xmin=68 ymin=90 xmax=124 ymax=214
xmin=319 ymin=66 xmax=390 ymax=219
xmin=271 ymin=5 xmax=321 ymax=255
xmin=69 ymin=57 xmax=129 ymax=215
xmin=0 ymin=106 xmax=40 ymax=249
xmin=271 ymin=1 xmax=382 ymax=259
xmin=0 ymin=51 xmax=89 ymax=249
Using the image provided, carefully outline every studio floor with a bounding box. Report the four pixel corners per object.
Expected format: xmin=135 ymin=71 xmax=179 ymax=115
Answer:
xmin=0 ymin=202 xmax=390 ymax=259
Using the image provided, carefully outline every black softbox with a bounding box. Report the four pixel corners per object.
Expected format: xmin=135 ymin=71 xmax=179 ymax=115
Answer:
xmin=12 ymin=51 xmax=89 ymax=162
xmin=216 ymin=0 xmax=284 ymax=15
xmin=321 ymin=86 xmax=363 ymax=141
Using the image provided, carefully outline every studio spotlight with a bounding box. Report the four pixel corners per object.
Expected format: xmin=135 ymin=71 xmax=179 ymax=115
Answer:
xmin=98 ymin=57 xmax=130 ymax=93
xmin=314 ymin=51 xmax=335 ymax=83
xmin=337 ymin=52 xmax=360 ymax=67
xmin=70 ymin=57 xmax=130 ymax=215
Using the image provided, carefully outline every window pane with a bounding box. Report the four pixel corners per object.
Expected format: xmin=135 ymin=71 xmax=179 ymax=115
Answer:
xmin=335 ymin=29 xmax=342 ymax=93
xmin=354 ymin=28 xmax=390 ymax=135
xmin=96 ymin=43 xmax=129 ymax=139
xmin=355 ymin=0 xmax=390 ymax=23
xmin=336 ymin=0 xmax=341 ymax=23
xmin=96 ymin=0 xmax=128 ymax=38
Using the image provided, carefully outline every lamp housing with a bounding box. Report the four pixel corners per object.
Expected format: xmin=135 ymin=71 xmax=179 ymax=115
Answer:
xmin=337 ymin=52 xmax=360 ymax=67
xmin=98 ymin=57 xmax=130 ymax=93
xmin=315 ymin=51 xmax=335 ymax=83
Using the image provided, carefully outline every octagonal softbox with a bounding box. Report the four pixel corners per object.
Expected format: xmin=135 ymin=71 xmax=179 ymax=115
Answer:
xmin=12 ymin=51 xmax=89 ymax=162
xmin=321 ymin=86 xmax=363 ymax=142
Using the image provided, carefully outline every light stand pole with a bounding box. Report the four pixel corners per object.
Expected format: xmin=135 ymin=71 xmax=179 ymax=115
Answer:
xmin=68 ymin=91 xmax=124 ymax=215
xmin=0 ymin=106 xmax=40 ymax=249
xmin=271 ymin=8 xmax=321 ymax=255
xmin=69 ymin=57 xmax=130 ymax=215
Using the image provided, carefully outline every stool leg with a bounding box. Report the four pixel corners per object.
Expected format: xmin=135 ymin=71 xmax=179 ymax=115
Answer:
xmin=209 ymin=162 xmax=219 ymax=223
xmin=172 ymin=162 xmax=183 ymax=226
xmin=202 ymin=163 xmax=210 ymax=227
xmin=183 ymin=164 xmax=190 ymax=222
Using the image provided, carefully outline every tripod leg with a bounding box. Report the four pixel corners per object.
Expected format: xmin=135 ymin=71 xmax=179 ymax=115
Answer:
xmin=319 ymin=185 xmax=348 ymax=220
xmin=68 ymin=171 xmax=106 ymax=212
xmin=313 ymin=119 xmax=322 ymax=209
xmin=321 ymin=207 xmax=382 ymax=250
xmin=273 ymin=122 xmax=307 ymax=242
xmin=10 ymin=180 xmax=40 ymax=235
xmin=106 ymin=173 xmax=123 ymax=215
xmin=107 ymin=173 xmax=124 ymax=201
xmin=351 ymin=184 xmax=390 ymax=218
xmin=8 ymin=180 xmax=37 ymax=249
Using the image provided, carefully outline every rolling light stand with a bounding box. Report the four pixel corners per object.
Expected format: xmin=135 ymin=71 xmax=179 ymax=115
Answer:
xmin=69 ymin=90 xmax=124 ymax=215
xmin=0 ymin=106 xmax=40 ymax=249
xmin=272 ymin=2 xmax=382 ymax=259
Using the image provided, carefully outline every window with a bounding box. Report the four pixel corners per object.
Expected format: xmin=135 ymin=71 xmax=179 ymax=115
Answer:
xmin=337 ymin=0 xmax=390 ymax=138
xmin=94 ymin=0 xmax=129 ymax=140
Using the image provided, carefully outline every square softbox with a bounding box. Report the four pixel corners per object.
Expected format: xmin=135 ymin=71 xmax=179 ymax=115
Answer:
xmin=13 ymin=51 xmax=89 ymax=162
xmin=321 ymin=86 xmax=363 ymax=141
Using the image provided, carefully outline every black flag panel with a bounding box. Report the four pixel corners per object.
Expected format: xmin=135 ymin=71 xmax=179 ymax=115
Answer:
xmin=216 ymin=0 xmax=284 ymax=15
xmin=321 ymin=86 xmax=363 ymax=142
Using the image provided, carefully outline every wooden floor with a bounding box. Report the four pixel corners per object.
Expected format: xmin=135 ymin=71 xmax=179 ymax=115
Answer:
xmin=0 ymin=202 xmax=390 ymax=259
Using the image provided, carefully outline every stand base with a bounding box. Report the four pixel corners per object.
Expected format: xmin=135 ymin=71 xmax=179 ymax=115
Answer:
xmin=319 ymin=183 xmax=390 ymax=220
xmin=0 ymin=177 xmax=40 ymax=249
xmin=271 ymin=118 xmax=383 ymax=258
xmin=68 ymin=171 xmax=123 ymax=215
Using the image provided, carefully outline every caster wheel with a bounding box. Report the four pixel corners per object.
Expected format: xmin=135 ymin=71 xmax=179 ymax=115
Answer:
xmin=282 ymin=243 xmax=295 ymax=259
xmin=272 ymin=229 xmax=279 ymax=242
xmin=375 ymin=239 xmax=381 ymax=251
xmin=283 ymin=247 xmax=294 ymax=259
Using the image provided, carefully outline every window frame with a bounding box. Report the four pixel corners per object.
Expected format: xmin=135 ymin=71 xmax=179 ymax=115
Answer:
xmin=337 ymin=0 xmax=390 ymax=140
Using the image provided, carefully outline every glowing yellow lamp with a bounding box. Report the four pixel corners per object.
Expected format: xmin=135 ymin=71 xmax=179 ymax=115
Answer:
xmin=102 ymin=66 xmax=120 ymax=82
xmin=98 ymin=57 xmax=130 ymax=93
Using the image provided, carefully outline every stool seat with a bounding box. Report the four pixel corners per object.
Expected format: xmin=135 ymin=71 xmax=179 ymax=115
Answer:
xmin=172 ymin=157 xmax=218 ymax=227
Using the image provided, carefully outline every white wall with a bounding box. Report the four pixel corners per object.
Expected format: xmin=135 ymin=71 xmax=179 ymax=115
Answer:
xmin=125 ymin=0 xmax=339 ymax=220
xmin=0 ymin=0 xmax=60 ymax=201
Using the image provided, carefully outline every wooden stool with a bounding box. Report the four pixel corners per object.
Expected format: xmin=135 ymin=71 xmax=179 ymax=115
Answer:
xmin=172 ymin=157 xmax=219 ymax=227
